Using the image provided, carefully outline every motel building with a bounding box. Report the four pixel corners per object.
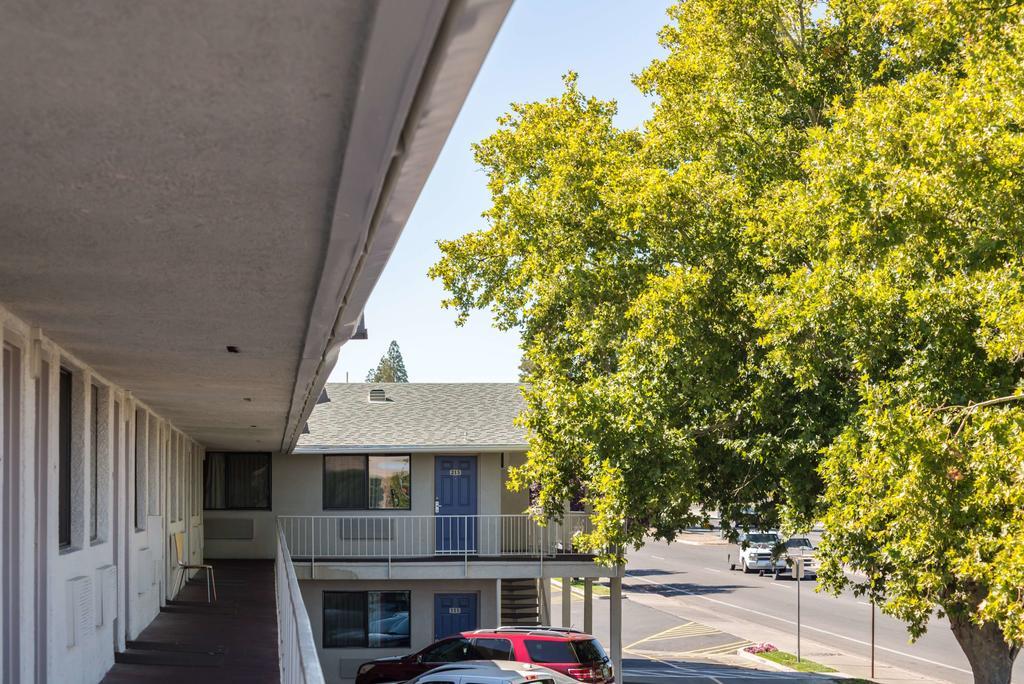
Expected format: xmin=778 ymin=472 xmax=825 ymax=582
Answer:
xmin=0 ymin=2 xmax=624 ymax=683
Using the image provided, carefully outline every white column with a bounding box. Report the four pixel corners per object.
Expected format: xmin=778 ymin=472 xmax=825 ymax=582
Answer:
xmin=609 ymin=575 xmax=622 ymax=679
xmin=538 ymin=577 xmax=551 ymax=625
xmin=495 ymin=579 xmax=502 ymax=627
xmin=583 ymin=578 xmax=593 ymax=634
xmin=561 ymin=576 xmax=572 ymax=627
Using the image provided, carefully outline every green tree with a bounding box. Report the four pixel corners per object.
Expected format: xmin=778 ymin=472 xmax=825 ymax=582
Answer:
xmin=366 ymin=340 xmax=409 ymax=383
xmin=429 ymin=1 xmax=1024 ymax=680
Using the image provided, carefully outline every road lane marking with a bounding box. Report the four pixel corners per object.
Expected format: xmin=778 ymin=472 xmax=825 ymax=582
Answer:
xmin=702 ymin=567 xmax=723 ymax=574
xmin=642 ymin=623 xmax=722 ymax=640
xmin=651 ymin=555 xmax=666 ymax=560
xmin=627 ymin=640 xmax=755 ymax=659
xmin=624 ymin=650 xmax=727 ymax=684
xmin=624 ymin=573 xmax=972 ymax=675
xmin=625 ymin=623 xmax=701 ymax=650
xmin=683 ymin=639 xmax=754 ymax=656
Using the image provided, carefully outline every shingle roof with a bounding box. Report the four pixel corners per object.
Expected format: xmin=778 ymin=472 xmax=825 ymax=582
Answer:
xmin=295 ymin=383 xmax=528 ymax=451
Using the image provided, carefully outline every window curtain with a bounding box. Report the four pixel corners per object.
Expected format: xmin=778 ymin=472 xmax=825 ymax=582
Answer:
xmin=204 ymin=452 xmax=226 ymax=509
xmin=324 ymin=455 xmax=366 ymax=508
xmin=226 ymin=452 xmax=269 ymax=508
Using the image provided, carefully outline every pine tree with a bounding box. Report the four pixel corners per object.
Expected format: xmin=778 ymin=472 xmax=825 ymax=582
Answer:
xmin=365 ymin=340 xmax=409 ymax=382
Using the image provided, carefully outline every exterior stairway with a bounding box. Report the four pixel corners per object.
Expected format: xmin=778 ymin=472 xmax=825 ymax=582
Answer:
xmin=501 ymin=578 xmax=541 ymax=626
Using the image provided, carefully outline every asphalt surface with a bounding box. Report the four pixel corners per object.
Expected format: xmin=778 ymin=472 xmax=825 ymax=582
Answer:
xmin=623 ymin=534 xmax=1024 ymax=684
xmin=552 ymin=575 xmax=846 ymax=684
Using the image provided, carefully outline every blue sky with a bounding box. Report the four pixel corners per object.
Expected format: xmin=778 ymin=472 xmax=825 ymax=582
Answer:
xmin=329 ymin=0 xmax=674 ymax=384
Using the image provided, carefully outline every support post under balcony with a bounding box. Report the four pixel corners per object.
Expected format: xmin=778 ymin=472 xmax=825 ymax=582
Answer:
xmin=583 ymin=578 xmax=593 ymax=633
xmin=609 ymin=575 xmax=622 ymax=680
xmin=561 ymin=576 xmax=572 ymax=628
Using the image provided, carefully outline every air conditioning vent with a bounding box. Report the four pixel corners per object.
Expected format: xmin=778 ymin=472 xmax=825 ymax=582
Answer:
xmin=368 ymin=388 xmax=387 ymax=403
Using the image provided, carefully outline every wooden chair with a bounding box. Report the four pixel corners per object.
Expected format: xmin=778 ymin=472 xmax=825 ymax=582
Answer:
xmin=172 ymin=531 xmax=217 ymax=602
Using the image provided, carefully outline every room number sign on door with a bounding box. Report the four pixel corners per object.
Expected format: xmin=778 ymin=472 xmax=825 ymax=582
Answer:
xmin=449 ymin=469 xmax=462 ymax=476
xmin=449 ymin=607 xmax=462 ymax=614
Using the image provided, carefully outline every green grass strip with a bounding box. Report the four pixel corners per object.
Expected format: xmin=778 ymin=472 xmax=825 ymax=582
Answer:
xmin=754 ymin=649 xmax=838 ymax=673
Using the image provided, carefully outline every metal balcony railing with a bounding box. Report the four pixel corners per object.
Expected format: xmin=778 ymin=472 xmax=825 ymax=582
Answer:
xmin=277 ymin=513 xmax=595 ymax=564
xmin=276 ymin=524 xmax=326 ymax=684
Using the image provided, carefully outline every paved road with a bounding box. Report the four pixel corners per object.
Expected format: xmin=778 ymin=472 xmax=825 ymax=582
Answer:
xmin=625 ymin=534 xmax=1024 ymax=684
xmin=552 ymin=578 xmax=839 ymax=683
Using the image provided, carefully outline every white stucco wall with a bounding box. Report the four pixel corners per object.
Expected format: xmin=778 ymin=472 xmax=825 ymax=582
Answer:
xmin=0 ymin=304 xmax=204 ymax=684
xmin=204 ymin=450 xmax=514 ymax=559
xmin=301 ymin=578 xmax=500 ymax=684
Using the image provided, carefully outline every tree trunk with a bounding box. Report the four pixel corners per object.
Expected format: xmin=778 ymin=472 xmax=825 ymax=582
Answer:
xmin=948 ymin=611 xmax=1020 ymax=684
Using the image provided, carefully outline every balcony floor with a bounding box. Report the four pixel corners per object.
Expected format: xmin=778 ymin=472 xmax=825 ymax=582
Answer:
xmin=101 ymin=560 xmax=278 ymax=684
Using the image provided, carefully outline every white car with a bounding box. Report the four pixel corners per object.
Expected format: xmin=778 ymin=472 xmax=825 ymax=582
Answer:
xmin=778 ymin=537 xmax=820 ymax=579
xmin=728 ymin=531 xmax=786 ymax=573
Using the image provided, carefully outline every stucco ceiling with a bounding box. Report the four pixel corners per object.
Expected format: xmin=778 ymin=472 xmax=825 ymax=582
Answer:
xmin=0 ymin=0 xmax=509 ymax=451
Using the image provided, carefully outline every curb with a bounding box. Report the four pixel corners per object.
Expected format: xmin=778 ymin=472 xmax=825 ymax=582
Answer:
xmin=736 ymin=648 xmax=859 ymax=680
xmin=736 ymin=648 xmax=792 ymax=672
xmin=550 ymin=580 xmax=611 ymax=600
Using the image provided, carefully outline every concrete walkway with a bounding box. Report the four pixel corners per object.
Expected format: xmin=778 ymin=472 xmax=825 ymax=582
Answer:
xmin=102 ymin=560 xmax=278 ymax=684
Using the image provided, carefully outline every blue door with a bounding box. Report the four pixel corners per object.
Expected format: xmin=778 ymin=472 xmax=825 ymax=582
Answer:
xmin=435 ymin=455 xmax=477 ymax=553
xmin=434 ymin=593 xmax=478 ymax=640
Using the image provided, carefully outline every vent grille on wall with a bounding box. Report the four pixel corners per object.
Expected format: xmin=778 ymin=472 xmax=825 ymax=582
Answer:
xmin=96 ymin=564 xmax=117 ymax=627
xmin=206 ymin=517 xmax=254 ymax=540
xmin=66 ymin=576 xmax=93 ymax=647
xmin=137 ymin=548 xmax=151 ymax=595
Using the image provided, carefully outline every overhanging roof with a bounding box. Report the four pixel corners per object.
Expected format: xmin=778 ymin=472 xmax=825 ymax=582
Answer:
xmin=0 ymin=0 xmax=510 ymax=452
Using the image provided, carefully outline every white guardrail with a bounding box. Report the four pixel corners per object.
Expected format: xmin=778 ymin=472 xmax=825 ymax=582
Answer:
xmin=277 ymin=513 xmax=594 ymax=564
xmin=276 ymin=524 xmax=326 ymax=684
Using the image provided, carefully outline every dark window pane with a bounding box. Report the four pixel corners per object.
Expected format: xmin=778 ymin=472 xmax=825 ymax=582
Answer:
xmin=134 ymin=413 xmax=145 ymax=529
xmin=324 ymin=455 xmax=366 ymax=509
xmin=324 ymin=592 xmax=366 ymax=648
xmin=472 ymin=638 xmax=513 ymax=660
xmin=523 ymin=640 xmax=579 ymax=663
xmin=58 ymin=369 xmax=72 ymax=548
xmin=421 ymin=637 xmax=473 ymax=663
xmin=225 ymin=453 xmax=270 ymax=508
xmin=368 ymin=591 xmax=410 ymax=647
xmin=203 ymin=452 xmax=270 ymax=510
xmin=90 ymin=384 xmax=99 ymax=540
xmin=368 ymin=456 xmax=410 ymax=510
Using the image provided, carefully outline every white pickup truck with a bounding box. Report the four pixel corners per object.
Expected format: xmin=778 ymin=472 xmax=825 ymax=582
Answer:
xmin=728 ymin=531 xmax=787 ymax=573
xmin=778 ymin=536 xmax=820 ymax=580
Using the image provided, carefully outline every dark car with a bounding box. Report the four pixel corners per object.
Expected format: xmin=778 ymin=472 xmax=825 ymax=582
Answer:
xmin=355 ymin=627 xmax=613 ymax=684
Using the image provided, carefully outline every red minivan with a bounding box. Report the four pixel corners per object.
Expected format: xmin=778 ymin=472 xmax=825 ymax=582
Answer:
xmin=355 ymin=627 xmax=613 ymax=684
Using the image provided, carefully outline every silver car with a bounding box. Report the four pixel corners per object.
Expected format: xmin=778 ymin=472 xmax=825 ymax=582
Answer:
xmin=399 ymin=660 xmax=579 ymax=684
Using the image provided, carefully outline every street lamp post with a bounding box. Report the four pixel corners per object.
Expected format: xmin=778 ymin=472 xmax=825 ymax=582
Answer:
xmin=871 ymin=600 xmax=876 ymax=679
xmin=791 ymin=553 xmax=804 ymax=663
